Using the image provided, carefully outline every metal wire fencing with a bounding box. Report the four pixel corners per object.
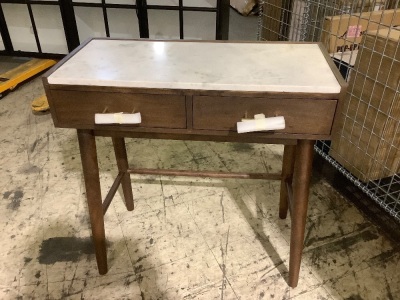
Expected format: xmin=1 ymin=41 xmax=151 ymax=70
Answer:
xmin=258 ymin=0 xmax=400 ymax=221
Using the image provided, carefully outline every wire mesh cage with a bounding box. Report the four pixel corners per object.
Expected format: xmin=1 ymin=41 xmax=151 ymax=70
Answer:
xmin=258 ymin=0 xmax=400 ymax=222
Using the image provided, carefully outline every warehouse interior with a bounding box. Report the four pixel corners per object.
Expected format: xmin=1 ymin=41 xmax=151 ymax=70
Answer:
xmin=0 ymin=1 xmax=399 ymax=299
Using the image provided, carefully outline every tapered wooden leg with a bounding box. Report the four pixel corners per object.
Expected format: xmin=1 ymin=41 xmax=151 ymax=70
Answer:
xmin=289 ymin=140 xmax=314 ymax=288
xmin=77 ymin=129 xmax=108 ymax=275
xmin=279 ymin=145 xmax=296 ymax=219
xmin=112 ymin=137 xmax=134 ymax=211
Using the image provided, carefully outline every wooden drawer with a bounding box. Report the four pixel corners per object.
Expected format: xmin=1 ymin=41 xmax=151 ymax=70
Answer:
xmin=50 ymin=90 xmax=187 ymax=129
xmin=193 ymin=96 xmax=337 ymax=135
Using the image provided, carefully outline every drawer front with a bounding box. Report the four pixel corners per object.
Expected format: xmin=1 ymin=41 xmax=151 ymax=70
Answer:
xmin=51 ymin=90 xmax=187 ymax=129
xmin=193 ymin=96 xmax=337 ymax=135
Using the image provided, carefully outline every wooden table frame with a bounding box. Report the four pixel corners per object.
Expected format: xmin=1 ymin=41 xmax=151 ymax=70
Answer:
xmin=78 ymin=130 xmax=314 ymax=288
xmin=43 ymin=39 xmax=347 ymax=288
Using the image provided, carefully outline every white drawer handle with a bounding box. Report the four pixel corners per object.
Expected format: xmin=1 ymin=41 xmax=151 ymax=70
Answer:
xmin=95 ymin=112 xmax=142 ymax=124
xmin=237 ymin=115 xmax=285 ymax=134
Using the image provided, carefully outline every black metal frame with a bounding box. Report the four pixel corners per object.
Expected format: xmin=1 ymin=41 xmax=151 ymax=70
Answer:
xmin=0 ymin=0 xmax=229 ymax=58
xmin=145 ymin=0 xmax=229 ymax=40
xmin=0 ymin=3 xmax=12 ymax=52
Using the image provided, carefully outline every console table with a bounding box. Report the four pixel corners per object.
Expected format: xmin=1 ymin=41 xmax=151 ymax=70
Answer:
xmin=43 ymin=38 xmax=346 ymax=288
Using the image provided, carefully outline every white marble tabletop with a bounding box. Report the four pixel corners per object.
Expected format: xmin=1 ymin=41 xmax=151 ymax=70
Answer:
xmin=48 ymin=39 xmax=341 ymax=93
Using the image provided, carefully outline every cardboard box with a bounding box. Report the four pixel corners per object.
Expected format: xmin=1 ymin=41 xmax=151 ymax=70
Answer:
xmin=330 ymin=27 xmax=400 ymax=181
xmin=230 ymin=0 xmax=257 ymax=16
xmin=262 ymin=0 xmax=338 ymax=42
xmin=338 ymin=0 xmax=387 ymax=13
xmin=332 ymin=50 xmax=358 ymax=80
xmin=321 ymin=9 xmax=400 ymax=53
xmin=261 ymin=0 xmax=283 ymax=41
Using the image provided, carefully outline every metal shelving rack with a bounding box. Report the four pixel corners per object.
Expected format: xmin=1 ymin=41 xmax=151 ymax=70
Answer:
xmin=258 ymin=0 xmax=400 ymax=222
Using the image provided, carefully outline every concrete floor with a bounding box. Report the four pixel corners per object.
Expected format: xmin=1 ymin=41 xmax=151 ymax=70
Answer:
xmin=0 ymin=8 xmax=399 ymax=300
xmin=0 ymin=57 xmax=32 ymax=74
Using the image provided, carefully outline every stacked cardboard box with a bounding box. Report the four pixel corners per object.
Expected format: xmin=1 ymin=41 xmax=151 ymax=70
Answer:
xmin=321 ymin=9 xmax=400 ymax=53
xmin=332 ymin=50 xmax=358 ymax=81
xmin=330 ymin=27 xmax=400 ymax=181
xmin=338 ymin=0 xmax=386 ymax=13
xmin=261 ymin=0 xmax=285 ymax=41
xmin=262 ymin=0 xmax=338 ymax=42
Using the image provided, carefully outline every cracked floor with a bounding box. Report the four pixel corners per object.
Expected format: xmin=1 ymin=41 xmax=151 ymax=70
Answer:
xmin=0 ymin=76 xmax=399 ymax=299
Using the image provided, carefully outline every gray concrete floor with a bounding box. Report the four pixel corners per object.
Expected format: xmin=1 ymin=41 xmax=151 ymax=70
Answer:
xmin=0 ymin=57 xmax=31 ymax=74
xmin=1 ymin=71 xmax=399 ymax=300
xmin=0 ymin=8 xmax=399 ymax=300
xmin=229 ymin=9 xmax=259 ymax=41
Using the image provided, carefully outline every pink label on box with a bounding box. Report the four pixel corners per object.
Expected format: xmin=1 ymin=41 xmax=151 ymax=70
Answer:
xmin=347 ymin=25 xmax=362 ymax=38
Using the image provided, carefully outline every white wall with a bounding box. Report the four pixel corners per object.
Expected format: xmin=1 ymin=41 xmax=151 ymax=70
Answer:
xmin=1 ymin=3 xmax=68 ymax=54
